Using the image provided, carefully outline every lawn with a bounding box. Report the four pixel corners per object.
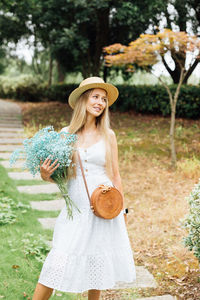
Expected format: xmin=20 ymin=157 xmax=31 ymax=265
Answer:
xmin=1 ymin=100 xmax=200 ymax=299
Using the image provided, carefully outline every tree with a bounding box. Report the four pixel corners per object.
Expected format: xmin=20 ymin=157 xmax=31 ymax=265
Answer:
xmin=0 ymin=0 xmax=166 ymax=80
xmin=104 ymin=29 xmax=200 ymax=168
xmin=153 ymin=0 xmax=200 ymax=83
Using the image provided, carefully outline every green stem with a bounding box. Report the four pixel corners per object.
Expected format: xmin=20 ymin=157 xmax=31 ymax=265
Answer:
xmin=54 ymin=177 xmax=81 ymax=219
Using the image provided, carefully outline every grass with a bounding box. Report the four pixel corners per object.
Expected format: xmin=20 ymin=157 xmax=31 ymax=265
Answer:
xmin=0 ymin=162 xmax=138 ymax=300
xmin=0 ymin=165 xmax=89 ymax=300
xmin=2 ymin=99 xmax=200 ymax=299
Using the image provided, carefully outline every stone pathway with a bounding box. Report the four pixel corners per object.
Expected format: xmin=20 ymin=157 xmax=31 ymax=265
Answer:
xmin=17 ymin=184 xmax=60 ymax=194
xmin=0 ymin=152 xmax=12 ymax=159
xmin=0 ymin=131 xmax=24 ymax=137
xmin=8 ymin=172 xmax=41 ymax=180
xmin=38 ymin=217 xmax=57 ymax=229
xmin=0 ymin=127 xmax=24 ymax=132
xmin=0 ymin=144 xmax=22 ymax=151
xmin=1 ymin=160 xmax=26 ymax=169
xmin=0 ymin=99 xmax=176 ymax=299
xmin=0 ymin=138 xmax=24 ymax=144
xmin=31 ymin=199 xmax=65 ymax=211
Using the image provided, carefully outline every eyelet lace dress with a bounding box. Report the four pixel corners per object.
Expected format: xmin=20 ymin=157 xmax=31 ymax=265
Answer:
xmin=38 ymin=132 xmax=136 ymax=293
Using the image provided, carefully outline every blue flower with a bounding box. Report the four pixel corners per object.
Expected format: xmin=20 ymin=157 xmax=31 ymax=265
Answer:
xmin=10 ymin=126 xmax=78 ymax=219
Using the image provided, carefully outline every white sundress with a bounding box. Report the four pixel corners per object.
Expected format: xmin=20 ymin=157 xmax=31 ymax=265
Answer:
xmin=38 ymin=135 xmax=136 ymax=293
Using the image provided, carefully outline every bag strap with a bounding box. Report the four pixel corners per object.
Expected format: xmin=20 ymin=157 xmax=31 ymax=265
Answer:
xmin=77 ymin=150 xmax=92 ymax=205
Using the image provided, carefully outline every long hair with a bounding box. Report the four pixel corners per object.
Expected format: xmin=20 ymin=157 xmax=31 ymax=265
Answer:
xmin=67 ymin=89 xmax=113 ymax=181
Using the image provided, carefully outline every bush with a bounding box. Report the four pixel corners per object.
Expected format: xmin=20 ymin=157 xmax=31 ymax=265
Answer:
xmin=0 ymin=75 xmax=45 ymax=102
xmin=0 ymin=194 xmax=30 ymax=225
xmin=45 ymin=83 xmax=78 ymax=103
xmin=0 ymin=76 xmax=200 ymax=118
xmin=113 ymin=85 xmax=200 ymax=118
xmin=183 ymin=180 xmax=200 ymax=262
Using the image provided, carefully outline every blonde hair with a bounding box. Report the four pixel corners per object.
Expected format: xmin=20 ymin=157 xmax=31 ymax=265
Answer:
xmin=67 ymin=89 xmax=113 ymax=181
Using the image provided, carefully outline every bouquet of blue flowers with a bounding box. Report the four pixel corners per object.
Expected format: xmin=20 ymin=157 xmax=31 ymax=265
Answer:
xmin=10 ymin=126 xmax=79 ymax=219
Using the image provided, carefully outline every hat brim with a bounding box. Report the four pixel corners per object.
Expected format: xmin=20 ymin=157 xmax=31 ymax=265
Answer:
xmin=68 ymin=82 xmax=119 ymax=109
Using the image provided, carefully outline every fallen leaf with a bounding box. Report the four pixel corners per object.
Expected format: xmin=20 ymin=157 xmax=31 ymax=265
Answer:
xmin=12 ymin=265 xmax=20 ymax=269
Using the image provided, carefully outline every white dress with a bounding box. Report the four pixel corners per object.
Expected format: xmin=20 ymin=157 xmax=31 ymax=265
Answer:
xmin=38 ymin=136 xmax=136 ymax=293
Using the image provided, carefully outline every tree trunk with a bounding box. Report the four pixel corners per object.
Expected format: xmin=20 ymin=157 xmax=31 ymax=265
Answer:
xmin=168 ymin=68 xmax=184 ymax=168
xmin=162 ymin=55 xmax=199 ymax=84
xmin=170 ymin=104 xmax=177 ymax=169
xmin=91 ymin=7 xmax=109 ymax=76
xmin=103 ymin=66 xmax=108 ymax=82
xmin=48 ymin=52 xmax=53 ymax=87
xmin=57 ymin=60 xmax=65 ymax=82
xmin=157 ymin=67 xmax=184 ymax=169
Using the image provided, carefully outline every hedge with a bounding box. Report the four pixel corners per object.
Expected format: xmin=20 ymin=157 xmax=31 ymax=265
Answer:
xmin=0 ymin=78 xmax=200 ymax=118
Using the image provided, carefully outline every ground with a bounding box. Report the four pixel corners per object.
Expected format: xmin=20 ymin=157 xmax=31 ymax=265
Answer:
xmin=2 ymin=99 xmax=200 ymax=299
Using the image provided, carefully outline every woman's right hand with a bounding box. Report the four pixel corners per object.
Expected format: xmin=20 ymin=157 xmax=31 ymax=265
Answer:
xmin=40 ymin=157 xmax=60 ymax=182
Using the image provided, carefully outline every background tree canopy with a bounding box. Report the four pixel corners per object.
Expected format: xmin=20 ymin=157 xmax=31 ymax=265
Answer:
xmin=0 ymin=0 xmax=199 ymax=83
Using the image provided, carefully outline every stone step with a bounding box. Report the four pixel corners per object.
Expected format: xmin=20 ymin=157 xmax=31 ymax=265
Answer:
xmin=0 ymin=144 xmax=22 ymax=152
xmin=117 ymin=266 xmax=158 ymax=289
xmin=0 ymin=100 xmax=21 ymax=114
xmin=38 ymin=217 xmax=56 ymax=229
xmin=0 ymin=138 xmax=24 ymax=144
xmin=0 ymin=127 xmax=24 ymax=132
xmin=31 ymin=199 xmax=65 ymax=211
xmin=18 ymin=184 xmax=60 ymax=194
xmin=138 ymin=296 xmax=176 ymax=300
xmin=0 ymin=123 xmax=23 ymax=128
xmin=8 ymin=171 xmax=41 ymax=180
xmin=1 ymin=160 xmax=25 ymax=169
xmin=0 ymin=152 xmax=12 ymax=159
xmin=0 ymin=132 xmax=25 ymax=138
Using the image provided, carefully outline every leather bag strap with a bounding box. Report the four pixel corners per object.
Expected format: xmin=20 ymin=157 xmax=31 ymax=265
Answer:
xmin=77 ymin=150 xmax=91 ymax=205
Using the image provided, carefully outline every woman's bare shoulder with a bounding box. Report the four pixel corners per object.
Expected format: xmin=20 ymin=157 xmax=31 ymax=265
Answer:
xmin=60 ymin=126 xmax=69 ymax=133
xmin=108 ymin=129 xmax=117 ymax=144
xmin=108 ymin=128 xmax=116 ymax=138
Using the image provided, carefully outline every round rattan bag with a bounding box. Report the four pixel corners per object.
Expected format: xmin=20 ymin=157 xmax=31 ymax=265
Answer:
xmin=91 ymin=184 xmax=123 ymax=219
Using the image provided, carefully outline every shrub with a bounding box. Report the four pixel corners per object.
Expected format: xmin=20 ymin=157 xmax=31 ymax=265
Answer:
xmin=183 ymin=180 xmax=200 ymax=262
xmin=112 ymin=85 xmax=200 ymax=118
xmin=21 ymin=233 xmax=50 ymax=262
xmin=0 ymin=194 xmax=30 ymax=225
xmin=0 ymin=75 xmax=45 ymax=102
xmin=0 ymin=76 xmax=200 ymax=118
xmin=45 ymin=83 xmax=77 ymax=103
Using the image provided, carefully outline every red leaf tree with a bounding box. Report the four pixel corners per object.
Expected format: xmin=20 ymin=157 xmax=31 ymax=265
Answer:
xmin=104 ymin=29 xmax=200 ymax=168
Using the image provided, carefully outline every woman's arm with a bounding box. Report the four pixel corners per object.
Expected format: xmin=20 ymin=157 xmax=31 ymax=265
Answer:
xmin=109 ymin=129 xmax=125 ymax=209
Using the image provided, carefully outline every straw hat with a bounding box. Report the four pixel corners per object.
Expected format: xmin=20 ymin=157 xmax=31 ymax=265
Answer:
xmin=68 ymin=77 xmax=119 ymax=109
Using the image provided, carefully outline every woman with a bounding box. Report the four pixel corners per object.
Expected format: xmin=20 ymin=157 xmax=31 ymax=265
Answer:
xmin=32 ymin=77 xmax=136 ymax=300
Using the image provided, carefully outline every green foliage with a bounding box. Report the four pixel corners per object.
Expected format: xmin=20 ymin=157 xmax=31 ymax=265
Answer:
xmin=0 ymin=0 xmax=166 ymax=78
xmin=183 ymin=179 xmax=200 ymax=262
xmin=113 ymin=85 xmax=200 ymax=119
xmin=0 ymin=194 xmax=30 ymax=225
xmin=1 ymin=79 xmax=200 ymax=118
xmin=9 ymin=232 xmax=50 ymax=263
xmin=0 ymin=165 xmax=30 ymax=225
xmin=0 ymin=75 xmax=45 ymax=102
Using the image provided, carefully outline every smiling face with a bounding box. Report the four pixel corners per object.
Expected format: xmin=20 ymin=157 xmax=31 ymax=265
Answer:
xmin=85 ymin=88 xmax=108 ymax=117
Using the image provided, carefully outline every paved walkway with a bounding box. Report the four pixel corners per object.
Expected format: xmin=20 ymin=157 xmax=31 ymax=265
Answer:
xmin=0 ymin=99 xmax=176 ymax=299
